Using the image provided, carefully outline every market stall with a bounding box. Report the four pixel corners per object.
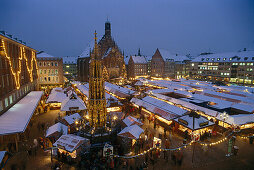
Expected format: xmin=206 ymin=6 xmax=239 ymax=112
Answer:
xmin=53 ymin=134 xmax=90 ymax=159
xmin=60 ymin=93 xmax=86 ymax=115
xmin=46 ymin=123 xmax=68 ymax=142
xmin=62 ymin=113 xmax=82 ymax=133
xmin=174 ymin=113 xmax=215 ymax=139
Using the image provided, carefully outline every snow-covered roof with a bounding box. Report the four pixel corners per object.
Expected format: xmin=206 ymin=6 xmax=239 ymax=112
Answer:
xmin=118 ymin=125 xmax=144 ymax=139
xmin=158 ymin=49 xmax=190 ymax=62
xmin=63 ymin=113 xmax=82 ymax=125
xmin=103 ymin=47 xmax=112 ymax=57
xmin=52 ymin=87 xmax=63 ymax=93
xmin=231 ymin=103 xmax=254 ymax=113
xmin=151 ymin=93 xmax=219 ymax=117
xmin=46 ymin=123 xmax=68 ymax=137
xmin=76 ymin=83 xmax=120 ymax=107
xmin=175 ymin=115 xmax=214 ymax=131
xmin=53 ymin=134 xmax=89 ymax=153
xmin=131 ymin=96 xmax=188 ymax=121
xmin=60 ymin=94 xmax=86 ymax=111
xmin=0 ymin=151 xmax=6 ymax=165
xmin=135 ymin=81 xmax=144 ymax=86
xmin=192 ymin=50 xmax=254 ymax=62
xmin=63 ymin=56 xmax=77 ymax=64
xmin=37 ymin=52 xmax=56 ymax=58
xmin=131 ymin=55 xmax=147 ymax=64
xmin=105 ymin=82 xmax=135 ymax=98
xmin=124 ymin=56 xmax=130 ymax=65
xmin=220 ymin=114 xmax=254 ymax=126
xmin=46 ymin=91 xmax=68 ymax=103
xmin=79 ymin=35 xmax=103 ymax=58
xmin=0 ymin=91 xmax=43 ymax=135
xmin=123 ymin=116 xmax=143 ymax=127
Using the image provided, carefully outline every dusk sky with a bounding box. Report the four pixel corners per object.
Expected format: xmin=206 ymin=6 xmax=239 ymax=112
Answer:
xmin=1 ymin=0 xmax=254 ymax=57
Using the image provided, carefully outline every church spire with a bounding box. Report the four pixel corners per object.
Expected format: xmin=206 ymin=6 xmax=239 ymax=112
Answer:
xmin=105 ymin=21 xmax=111 ymax=37
xmin=138 ymin=48 xmax=141 ymax=56
xmin=93 ymin=31 xmax=99 ymax=60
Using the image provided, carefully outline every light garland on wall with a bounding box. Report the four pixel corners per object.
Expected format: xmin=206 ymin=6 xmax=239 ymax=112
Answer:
xmin=1 ymin=39 xmax=38 ymax=89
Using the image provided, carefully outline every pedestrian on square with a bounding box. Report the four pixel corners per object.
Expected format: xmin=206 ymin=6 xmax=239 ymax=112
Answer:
xmin=37 ymin=122 xmax=41 ymax=132
xmin=171 ymin=151 xmax=176 ymax=165
xmin=177 ymin=151 xmax=183 ymax=166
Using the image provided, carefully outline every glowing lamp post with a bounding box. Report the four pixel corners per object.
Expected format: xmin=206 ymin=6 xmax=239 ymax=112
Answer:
xmin=220 ymin=112 xmax=229 ymax=128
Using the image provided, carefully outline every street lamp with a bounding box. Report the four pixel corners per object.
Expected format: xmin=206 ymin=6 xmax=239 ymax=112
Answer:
xmin=220 ymin=112 xmax=229 ymax=128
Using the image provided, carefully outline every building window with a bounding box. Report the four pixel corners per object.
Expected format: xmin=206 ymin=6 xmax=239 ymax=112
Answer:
xmin=0 ymin=101 xmax=3 ymax=111
xmin=217 ymin=58 xmax=220 ymax=61
xmin=48 ymin=69 xmax=50 ymax=74
xmin=52 ymin=69 xmax=54 ymax=74
xmin=43 ymin=62 xmax=46 ymax=66
xmin=44 ymin=69 xmax=46 ymax=74
xmin=9 ymin=95 xmax=13 ymax=104
xmin=4 ymin=98 xmax=8 ymax=108
xmin=55 ymin=62 xmax=58 ymax=66
xmin=40 ymin=69 xmax=42 ymax=74
xmin=6 ymin=74 xmax=9 ymax=86
xmin=39 ymin=62 xmax=42 ymax=66
xmin=44 ymin=77 xmax=47 ymax=82
xmin=56 ymin=76 xmax=58 ymax=82
xmin=48 ymin=77 xmax=51 ymax=81
xmin=51 ymin=62 xmax=54 ymax=66
xmin=55 ymin=69 xmax=58 ymax=75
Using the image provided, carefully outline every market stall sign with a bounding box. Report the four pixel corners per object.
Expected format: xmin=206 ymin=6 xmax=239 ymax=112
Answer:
xmin=69 ymin=107 xmax=79 ymax=111
xmin=57 ymin=144 xmax=65 ymax=150
xmin=178 ymin=118 xmax=188 ymax=126
xmin=199 ymin=121 xmax=209 ymax=127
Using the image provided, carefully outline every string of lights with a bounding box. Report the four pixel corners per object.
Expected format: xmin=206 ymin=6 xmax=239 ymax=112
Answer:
xmin=1 ymin=39 xmax=38 ymax=89
xmin=113 ymin=141 xmax=193 ymax=159
xmin=197 ymin=131 xmax=234 ymax=146
xmin=239 ymin=134 xmax=254 ymax=139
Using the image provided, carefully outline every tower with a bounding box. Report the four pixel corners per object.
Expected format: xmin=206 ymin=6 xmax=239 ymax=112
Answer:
xmin=105 ymin=21 xmax=111 ymax=37
xmin=88 ymin=31 xmax=107 ymax=128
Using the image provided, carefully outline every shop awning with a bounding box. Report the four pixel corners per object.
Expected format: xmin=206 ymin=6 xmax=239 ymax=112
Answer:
xmin=0 ymin=91 xmax=43 ymax=135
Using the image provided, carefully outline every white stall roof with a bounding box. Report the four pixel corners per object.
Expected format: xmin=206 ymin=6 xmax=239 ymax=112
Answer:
xmin=118 ymin=125 xmax=144 ymax=139
xmin=131 ymin=96 xmax=188 ymax=121
xmin=231 ymin=103 xmax=254 ymax=113
xmin=46 ymin=91 xmax=68 ymax=103
xmin=46 ymin=123 xmax=68 ymax=137
xmin=53 ymin=134 xmax=88 ymax=153
xmin=105 ymin=82 xmax=135 ymax=96
xmin=0 ymin=151 xmax=6 ymax=164
xmin=220 ymin=114 xmax=254 ymax=126
xmin=61 ymin=94 xmax=86 ymax=111
xmin=175 ymin=115 xmax=214 ymax=130
xmin=0 ymin=91 xmax=43 ymax=135
xmin=63 ymin=113 xmax=82 ymax=125
xmin=151 ymin=93 xmax=219 ymax=117
xmin=123 ymin=116 xmax=143 ymax=127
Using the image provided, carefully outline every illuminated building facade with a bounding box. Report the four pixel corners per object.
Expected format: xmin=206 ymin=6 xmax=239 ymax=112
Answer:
xmin=37 ymin=51 xmax=64 ymax=89
xmin=151 ymin=48 xmax=190 ymax=79
xmin=0 ymin=31 xmax=38 ymax=115
xmin=63 ymin=56 xmax=77 ymax=80
xmin=128 ymin=55 xmax=148 ymax=79
xmin=189 ymin=50 xmax=254 ymax=85
xmin=78 ymin=21 xmax=126 ymax=82
xmin=88 ymin=32 xmax=107 ymax=128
